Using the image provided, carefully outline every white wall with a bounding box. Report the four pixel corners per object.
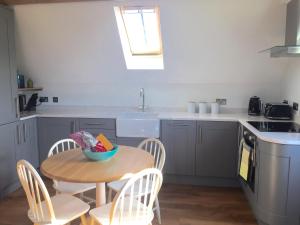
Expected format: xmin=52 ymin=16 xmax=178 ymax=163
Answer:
xmin=14 ymin=0 xmax=288 ymax=109
xmin=282 ymin=59 xmax=300 ymax=111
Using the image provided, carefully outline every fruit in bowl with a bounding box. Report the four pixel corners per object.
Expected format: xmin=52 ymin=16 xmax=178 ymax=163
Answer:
xmin=70 ymin=131 xmax=119 ymax=161
xmin=83 ymin=144 xmax=119 ymax=161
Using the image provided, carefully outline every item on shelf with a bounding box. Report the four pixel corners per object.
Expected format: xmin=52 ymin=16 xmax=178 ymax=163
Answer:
xmin=18 ymin=95 xmax=26 ymax=112
xmin=25 ymin=93 xmax=38 ymax=111
xmin=211 ymin=102 xmax=220 ymax=114
xmin=198 ymin=102 xmax=208 ymax=114
xmin=17 ymin=73 xmax=25 ymax=89
xmin=26 ymin=78 xmax=33 ymax=88
xmin=187 ymin=101 xmax=196 ymax=113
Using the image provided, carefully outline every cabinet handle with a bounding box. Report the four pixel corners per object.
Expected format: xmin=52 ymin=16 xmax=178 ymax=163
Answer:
xmin=85 ymin=123 xmax=105 ymax=126
xmin=16 ymin=125 xmax=20 ymax=145
xmin=23 ymin=123 xmax=26 ymax=143
xmin=15 ymin=97 xmax=20 ymax=119
xmin=199 ymin=127 xmax=202 ymax=144
xmin=71 ymin=121 xmax=76 ymax=133
xmin=171 ymin=122 xmax=189 ymax=127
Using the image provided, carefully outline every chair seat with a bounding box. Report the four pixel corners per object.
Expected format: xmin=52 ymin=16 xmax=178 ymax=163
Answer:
xmin=28 ymin=194 xmax=90 ymax=225
xmin=54 ymin=181 xmax=96 ymax=195
xmin=108 ymin=178 xmax=154 ymax=196
xmin=108 ymin=179 xmax=128 ymax=192
xmin=89 ymin=197 xmax=154 ymax=225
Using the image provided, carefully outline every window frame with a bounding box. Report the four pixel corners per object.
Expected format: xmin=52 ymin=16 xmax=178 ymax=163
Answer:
xmin=119 ymin=6 xmax=163 ymax=56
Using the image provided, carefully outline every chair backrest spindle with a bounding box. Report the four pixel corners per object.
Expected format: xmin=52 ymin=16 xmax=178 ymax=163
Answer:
xmin=17 ymin=160 xmax=56 ymax=224
xmin=48 ymin=138 xmax=80 ymax=157
xmin=109 ymin=168 xmax=163 ymax=225
xmin=138 ymin=138 xmax=166 ymax=171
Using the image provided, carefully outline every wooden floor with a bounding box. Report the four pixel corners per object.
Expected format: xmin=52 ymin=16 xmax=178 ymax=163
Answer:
xmin=0 ymin=179 xmax=257 ymax=225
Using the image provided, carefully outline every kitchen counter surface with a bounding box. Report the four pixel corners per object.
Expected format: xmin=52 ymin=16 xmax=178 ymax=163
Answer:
xmin=20 ymin=106 xmax=300 ymax=145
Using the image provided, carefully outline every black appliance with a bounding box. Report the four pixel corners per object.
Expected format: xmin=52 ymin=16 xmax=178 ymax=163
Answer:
xmin=264 ymin=103 xmax=293 ymax=120
xmin=25 ymin=94 xmax=38 ymax=111
xmin=248 ymin=96 xmax=261 ymax=116
xmin=18 ymin=95 xmax=26 ymax=112
xmin=239 ymin=128 xmax=256 ymax=192
xmin=247 ymin=121 xmax=300 ymax=133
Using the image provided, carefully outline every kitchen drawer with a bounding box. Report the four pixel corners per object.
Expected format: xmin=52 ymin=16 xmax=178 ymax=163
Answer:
xmin=79 ymin=118 xmax=115 ymax=130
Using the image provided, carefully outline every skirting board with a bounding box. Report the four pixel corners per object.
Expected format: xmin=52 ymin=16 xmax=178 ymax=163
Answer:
xmin=164 ymin=174 xmax=240 ymax=187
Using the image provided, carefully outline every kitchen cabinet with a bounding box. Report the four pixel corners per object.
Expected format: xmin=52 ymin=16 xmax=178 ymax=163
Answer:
xmin=0 ymin=7 xmax=17 ymax=125
xmin=161 ymin=120 xmax=196 ymax=176
xmin=0 ymin=122 xmax=18 ymax=198
xmin=15 ymin=118 xmax=39 ymax=168
xmin=79 ymin=118 xmax=117 ymax=143
xmin=196 ymin=121 xmax=238 ymax=178
xmin=38 ymin=117 xmax=78 ymax=163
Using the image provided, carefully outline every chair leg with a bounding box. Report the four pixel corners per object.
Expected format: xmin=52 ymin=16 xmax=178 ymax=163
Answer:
xmin=90 ymin=217 xmax=95 ymax=225
xmin=80 ymin=215 xmax=88 ymax=225
xmin=155 ymin=197 xmax=161 ymax=224
xmin=108 ymin=188 xmax=112 ymax=202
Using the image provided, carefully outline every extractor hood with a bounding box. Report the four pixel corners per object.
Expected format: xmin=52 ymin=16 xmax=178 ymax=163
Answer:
xmin=261 ymin=0 xmax=300 ymax=57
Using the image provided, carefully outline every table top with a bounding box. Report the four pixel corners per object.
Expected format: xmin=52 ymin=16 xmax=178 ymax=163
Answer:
xmin=40 ymin=146 xmax=154 ymax=183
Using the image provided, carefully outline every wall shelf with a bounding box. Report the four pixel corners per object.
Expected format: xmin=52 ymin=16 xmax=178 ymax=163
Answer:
xmin=17 ymin=87 xmax=43 ymax=94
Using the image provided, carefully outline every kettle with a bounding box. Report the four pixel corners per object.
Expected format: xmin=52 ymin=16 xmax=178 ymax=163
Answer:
xmin=248 ymin=96 xmax=261 ymax=116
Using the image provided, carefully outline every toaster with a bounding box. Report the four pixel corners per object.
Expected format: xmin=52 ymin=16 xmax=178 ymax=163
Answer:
xmin=264 ymin=103 xmax=293 ymax=120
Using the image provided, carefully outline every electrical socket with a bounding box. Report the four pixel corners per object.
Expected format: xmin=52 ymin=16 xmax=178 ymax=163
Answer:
xmin=216 ymin=98 xmax=227 ymax=105
xmin=39 ymin=97 xmax=48 ymax=103
xmin=293 ymin=102 xmax=298 ymax=111
xmin=53 ymin=97 xmax=58 ymax=103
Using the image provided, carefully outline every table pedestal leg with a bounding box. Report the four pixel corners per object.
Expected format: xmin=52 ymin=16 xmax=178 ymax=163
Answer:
xmin=96 ymin=182 xmax=106 ymax=207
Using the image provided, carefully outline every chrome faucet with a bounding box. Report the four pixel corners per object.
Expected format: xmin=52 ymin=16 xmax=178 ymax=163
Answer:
xmin=139 ymin=88 xmax=145 ymax=112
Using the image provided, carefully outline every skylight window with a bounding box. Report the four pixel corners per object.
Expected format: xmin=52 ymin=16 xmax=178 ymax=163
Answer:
xmin=114 ymin=6 xmax=164 ymax=70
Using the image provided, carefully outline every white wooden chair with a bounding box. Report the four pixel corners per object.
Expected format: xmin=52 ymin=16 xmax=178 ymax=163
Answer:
xmin=48 ymin=139 xmax=96 ymax=204
xmin=107 ymin=138 xmax=166 ymax=224
xmin=89 ymin=168 xmax=163 ymax=225
xmin=16 ymin=160 xmax=90 ymax=225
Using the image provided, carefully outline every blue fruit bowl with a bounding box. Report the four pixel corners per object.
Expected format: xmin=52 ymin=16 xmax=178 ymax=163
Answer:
xmin=83 ymin=144 xmax=119 ymax=161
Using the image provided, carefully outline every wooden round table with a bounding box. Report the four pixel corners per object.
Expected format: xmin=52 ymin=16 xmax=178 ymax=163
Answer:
xmin=41 ymin=145 xmax=154 ymax=207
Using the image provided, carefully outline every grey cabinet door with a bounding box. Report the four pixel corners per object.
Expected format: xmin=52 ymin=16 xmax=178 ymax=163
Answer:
xmin=196 ymin=121 xmax=238 ymax=178
xmin=161 ymin=120 xmax=196 ymax=176
xmin=15 ymin=119 xmax=39 ymax=168
xmin=0 ymin=8 xmax=17 ymax=125
xmin=0 ymin=122 xmax=18 ymax=195
xmin=38 ymin=117 xmax=78 ymax=163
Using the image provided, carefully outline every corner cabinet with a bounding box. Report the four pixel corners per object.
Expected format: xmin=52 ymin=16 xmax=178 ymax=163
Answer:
xmin=15 ymin=118 xmax=39 ymax=169
xmin=0 ymin=7 xmax=17 ymax=125
xmin=196 ymin=121 xmax=239 ymax=179
xmin=38 ymin=117 xmax=79 ymax=163
xmin=161 ymin=120 xmax=196 ymax=176
xmin=0 ymin=122 xmax=18 ymax=198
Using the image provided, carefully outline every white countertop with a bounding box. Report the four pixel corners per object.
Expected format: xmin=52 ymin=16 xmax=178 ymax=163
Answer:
xmin=20 ymin=106 xmax=300 ymax=145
